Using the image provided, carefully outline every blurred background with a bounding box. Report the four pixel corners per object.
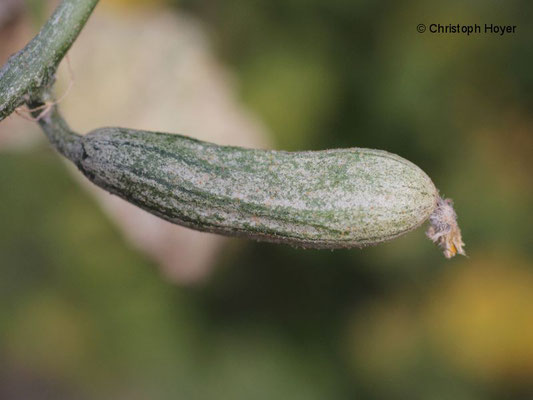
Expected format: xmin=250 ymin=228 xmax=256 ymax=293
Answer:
xmin=1 ymin=0 xmax=532 ymax=399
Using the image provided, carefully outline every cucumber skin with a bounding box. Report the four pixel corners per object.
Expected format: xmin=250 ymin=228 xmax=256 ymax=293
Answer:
xmin=77 ymin=127 xmax=438 ymax=249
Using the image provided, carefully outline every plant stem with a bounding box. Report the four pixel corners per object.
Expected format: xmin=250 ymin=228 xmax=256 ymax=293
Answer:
xmin=34 ymin=101 xmax=83 ymax=163
xmin=0 ymin=0 xmax=99 ymax=121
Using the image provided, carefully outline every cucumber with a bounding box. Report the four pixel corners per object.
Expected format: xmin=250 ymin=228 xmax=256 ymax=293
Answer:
xmin=71 ymin=126 xmax=438 ymax=249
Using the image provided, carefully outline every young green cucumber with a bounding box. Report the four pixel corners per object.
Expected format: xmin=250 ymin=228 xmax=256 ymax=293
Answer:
xmin=71 ymin=126 xmax=438 ymax=249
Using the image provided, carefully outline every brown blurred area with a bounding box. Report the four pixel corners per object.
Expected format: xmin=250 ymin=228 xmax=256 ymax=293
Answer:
xmin=1 ymin=0 xmax=532 ymax=399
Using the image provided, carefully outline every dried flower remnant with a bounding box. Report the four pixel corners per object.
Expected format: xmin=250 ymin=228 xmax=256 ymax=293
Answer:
xmin=426 ymin=197 xmax=466 ymax=258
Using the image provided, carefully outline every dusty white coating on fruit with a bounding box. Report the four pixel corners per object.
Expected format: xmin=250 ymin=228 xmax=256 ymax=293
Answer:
xmin=76 ymin=127 xmax=439 ymax=249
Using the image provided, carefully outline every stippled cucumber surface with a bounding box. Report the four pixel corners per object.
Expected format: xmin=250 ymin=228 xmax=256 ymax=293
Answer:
xmin=77 ymin=127 xmax=438 ymax=248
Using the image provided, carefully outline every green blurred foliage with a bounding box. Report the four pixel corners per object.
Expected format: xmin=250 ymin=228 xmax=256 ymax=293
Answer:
xmin=1 ymin=0 xmax=533 ymax=398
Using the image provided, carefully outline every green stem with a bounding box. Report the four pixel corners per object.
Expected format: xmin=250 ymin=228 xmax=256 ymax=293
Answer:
xmin=34 ymin=102 xmax=83 ymax=162
xmin=0 ymin=0 xmax=99 ymax=121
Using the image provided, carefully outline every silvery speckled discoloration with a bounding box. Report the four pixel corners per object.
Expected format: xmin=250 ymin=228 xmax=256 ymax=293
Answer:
xmin=37 ymin=107 xmax=438 ymax=249
xmin=72 ymin=126 xmax=438 ymax=249
xmin=0 ymin=0 xmax=98 ymax=121
xmin=34 ymin=103 xmax=441 ymax=249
